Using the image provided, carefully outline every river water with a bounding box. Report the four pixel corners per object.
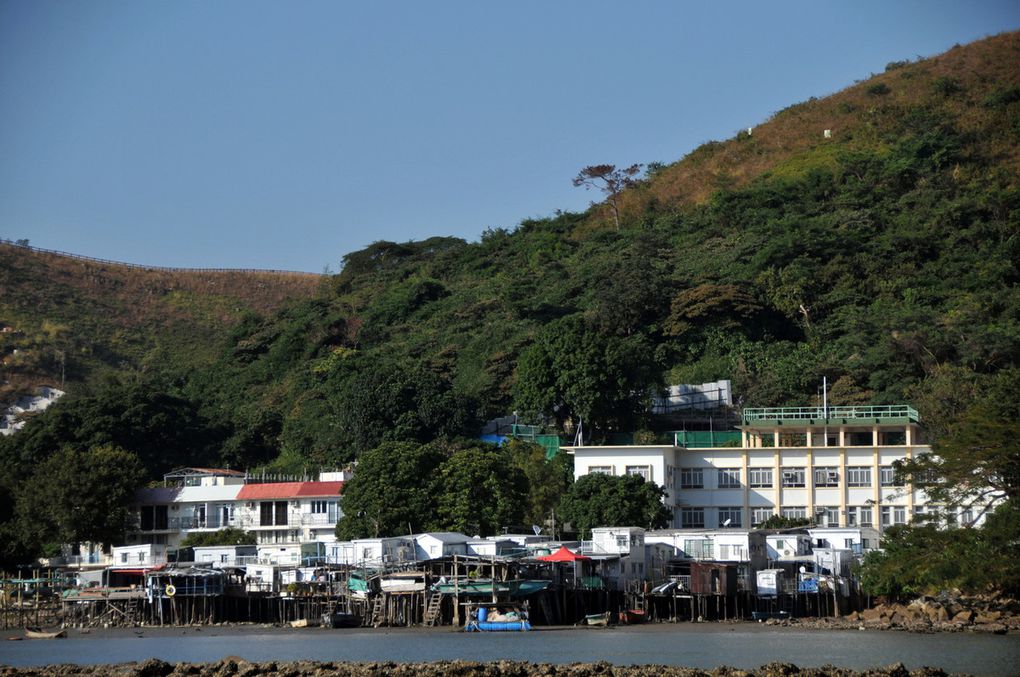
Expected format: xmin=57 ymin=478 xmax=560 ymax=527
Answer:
xmin=2 ymin=625 xmax=1020 ymax=676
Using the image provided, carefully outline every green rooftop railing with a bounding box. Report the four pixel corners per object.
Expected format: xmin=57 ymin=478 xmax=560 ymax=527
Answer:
xmin=742 ymin=405 xmax=919 ymax=425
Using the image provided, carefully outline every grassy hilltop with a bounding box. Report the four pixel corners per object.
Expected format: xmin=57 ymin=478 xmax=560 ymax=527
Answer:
xmin=0 ymin=242 xmax=322 ymax=401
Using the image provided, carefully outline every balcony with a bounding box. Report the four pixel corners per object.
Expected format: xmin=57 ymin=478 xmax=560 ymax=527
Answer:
xmin=742 ymin=405 xmax=919 ymax=427
xmin=300 ymin=513 xmax=338 ymax=526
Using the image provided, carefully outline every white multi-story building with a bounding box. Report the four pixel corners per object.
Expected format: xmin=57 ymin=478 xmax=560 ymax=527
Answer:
xmin=130 ymin=468 xmax=345 ymax=549
xmin=569 ymin=405 xmax=941 ymax=532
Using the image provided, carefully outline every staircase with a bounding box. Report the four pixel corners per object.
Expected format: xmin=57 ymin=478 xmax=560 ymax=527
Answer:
xmin=423 ymin=593 xmax=443 ymax=627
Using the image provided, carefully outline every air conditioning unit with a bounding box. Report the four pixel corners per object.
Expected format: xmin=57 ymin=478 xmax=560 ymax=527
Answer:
xmin=782 ymin=548 xmax=794 ymax=557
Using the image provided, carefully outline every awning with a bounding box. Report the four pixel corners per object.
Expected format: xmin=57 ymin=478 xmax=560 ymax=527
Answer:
xmin=537 ymin=546 xmax=590 ymax=562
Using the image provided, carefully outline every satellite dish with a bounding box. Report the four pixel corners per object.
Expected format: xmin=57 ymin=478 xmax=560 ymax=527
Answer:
xmin=722 ymin=519 xmax=732 ymax=527
xmin=531 ymin=525 xmax=542 ymax=536
xmin=799 ymin=566 xmax=807 ymax=573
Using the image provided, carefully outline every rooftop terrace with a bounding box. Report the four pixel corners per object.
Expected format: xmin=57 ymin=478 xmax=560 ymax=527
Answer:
xmin=741 ymin=405 xmax=919 ymax=427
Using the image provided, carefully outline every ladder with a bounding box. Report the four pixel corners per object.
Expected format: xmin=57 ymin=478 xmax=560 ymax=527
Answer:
xmin=423 ymin=593 xmax=443 ymax=627
xmin=369 ymin=595 xmax=386 ymax=627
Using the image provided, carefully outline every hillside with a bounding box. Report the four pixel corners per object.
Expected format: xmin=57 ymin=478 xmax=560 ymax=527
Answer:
xmin=608 ymin=30 xmax=1020 ymax=229
xmin=0 ymin=241 xmax=322 ymax=401
xmin=2 ymin=31 xmax=1018 ymax=479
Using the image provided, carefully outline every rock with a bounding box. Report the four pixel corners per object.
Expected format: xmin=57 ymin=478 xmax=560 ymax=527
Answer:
xmin=950 ymin=609 xmax=974 ymax=624
xmin=973 ymin=610 xmax=1002 ymax=624
xmin=860 ymin=607 xmax=885 ymax=623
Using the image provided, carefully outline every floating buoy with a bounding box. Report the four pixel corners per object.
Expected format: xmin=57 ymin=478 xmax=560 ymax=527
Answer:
xmin=165 ymin=584 xmax=176 ymax=597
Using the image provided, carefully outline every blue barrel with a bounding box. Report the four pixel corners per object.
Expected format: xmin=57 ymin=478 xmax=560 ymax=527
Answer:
xmin=478 ymin=607 xmax=488 ymax=622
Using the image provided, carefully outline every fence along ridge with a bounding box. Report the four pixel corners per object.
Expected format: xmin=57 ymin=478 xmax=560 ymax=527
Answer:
xmin=0 ymin=238 xmax=324 ymax=276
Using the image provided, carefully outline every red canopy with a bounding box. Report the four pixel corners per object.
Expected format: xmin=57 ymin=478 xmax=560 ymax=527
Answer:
xmin=537 ymin=546 xmax=590 ymax=562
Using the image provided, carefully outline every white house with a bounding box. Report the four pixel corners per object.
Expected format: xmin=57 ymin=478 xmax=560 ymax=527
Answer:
xmin=191 ymin=544 xmax=257 ymax=567
xmin=111 ymin=543 xmax=167 ymax=568
xmin=765 ymin=532 xmax=813 ymax=560
xmin=644 ymin=528 xmax=769 ymax=570
xmin=807 ymin=526 xmax=881 ymax=554
xmin=413 ymin=532 xmax=470 ymax=560
xmin=327 ymin=536 xmax=414 ymax=567
xmin=129 ymin=469 xmax=344 ymax=549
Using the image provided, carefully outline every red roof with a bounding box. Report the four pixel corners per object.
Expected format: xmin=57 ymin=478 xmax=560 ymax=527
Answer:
xmin=236 ymin=481 xmax=344 ymax=500
xmin=537 ymin=546 xmax=590 ymax=562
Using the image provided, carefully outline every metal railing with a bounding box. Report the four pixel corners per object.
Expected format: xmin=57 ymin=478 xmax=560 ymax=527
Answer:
xmin=742 ymin=405 xmax=919 ymax=424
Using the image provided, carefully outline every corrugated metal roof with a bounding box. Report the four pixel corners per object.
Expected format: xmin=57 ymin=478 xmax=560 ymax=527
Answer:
xmin=236 ymin=481 xmax=343 ymax=500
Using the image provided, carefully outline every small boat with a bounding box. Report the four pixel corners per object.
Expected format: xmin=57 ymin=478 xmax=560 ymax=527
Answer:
xmin=618 ymin=609 xmax=646 ymax=624
xmin=465 ymin=606 xmax=531 ymax=632
xmin=583 ymin=611 xmax=611 ymax=627
xmin=24 ymin=627 xmax=66 ymax=639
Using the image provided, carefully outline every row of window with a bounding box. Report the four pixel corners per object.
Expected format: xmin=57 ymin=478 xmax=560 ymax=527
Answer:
xmin=677 ymin=504 xmax=911 ymax=529
xmin=589 ymin=465 xmax=651 ymax=481
xmin=677 ymin=466 xmax=903 ymax=489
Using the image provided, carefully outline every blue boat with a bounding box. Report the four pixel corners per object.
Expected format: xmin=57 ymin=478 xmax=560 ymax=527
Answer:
xmin=465 ymin=606 xmax=531 ymax=632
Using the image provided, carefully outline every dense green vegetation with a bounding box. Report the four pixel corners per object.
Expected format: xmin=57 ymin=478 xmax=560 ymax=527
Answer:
xmin=0 ymin=34 xmax=1018 ymax=583
xmin=179 ymin=528 xmax=257 ymax=548
xmin=862 ymin=367 xmax=1020 ymax=597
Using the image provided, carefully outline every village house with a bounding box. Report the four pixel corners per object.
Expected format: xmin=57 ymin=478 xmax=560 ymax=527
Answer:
xmin=128 ymin=467 xmax=345 ymax=550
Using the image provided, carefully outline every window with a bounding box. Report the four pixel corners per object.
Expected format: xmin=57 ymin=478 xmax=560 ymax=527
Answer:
xmin=960 ymin=509 xmax=973 ymax=526
xmin=683 ymin=539 xmax=713 ymax=559
xmin=680 ymin=507 xmax=704 ymax=528
xmin=718 ymin=507 xmax=742 ymax=528
xmin=260 ymin=501 xmax=289 ymax=526
xmin=846 ymin=508 xmax=858 ymax=526
xmin=781 ymin=467 xmax=805 ymax=487
xmin=859 ymin=507 xmax=873 ymax=527
xmin=814 ymin=467 xmax=840 ymax=487
xmin=311 ymin=500 xmax=336 ymax=514
xmin=821 ymin=506 xmax=840 ymax=527
xmin=626 ymin=465 xmax=651 ymax=481
xmin=880 ymin=506 xmax=891 ymax=527
xmin=752 ymin=507 xmax=773 ymax=526
xmin=680 ymin=468 xmax=703 ymax=489
xmin=120 ymin=553 xmax=128 ymax=563
xmin=893 ymin=506 xmax=906 ymax=525
xmin=781 ymin=506 xmax=807 ymax=520
xmin=846 ymin=466 xmax=872 ymax=487
xmin=588 ymin=466 xmax=613 ymax=475
xmin=748 ymin=468 xmax=773 ymax=488
xmin=616 ymin=534 xmax=629 ymax=548
xmin=717 ymin=468 xmax=741 ymax=489
xmin=879 ymin=466 xmax=902 ymax=486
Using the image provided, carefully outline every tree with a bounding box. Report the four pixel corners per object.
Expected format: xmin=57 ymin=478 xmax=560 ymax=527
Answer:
xmin=334 ymin=441 xmax=446 ymax=540
xmin=557 ymin=473 xmax=669 ymax=539
xmin=13 ymin=445 xmax=144 ymax=553
xmin=572 ymin=164 xmax=642 ymax=230
xmin=507 ymin=440 xmax=573 ymax=530
xmin=435 ymin=444 xmax=528 ymax=536
xmin=755 ymin=514 xmax=810 ymax=529
xmin=513 ymin=314 xmax=659 ymax=436
xmin=897 ymin=368 xmax=1020 ymax=522
xmin=180 ymin=527 xmax=256 ymax=548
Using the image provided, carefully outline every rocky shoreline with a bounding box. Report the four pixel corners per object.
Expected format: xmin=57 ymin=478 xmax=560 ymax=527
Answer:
xmin=0 ymin=659 xmax=969 ymax=677
xmin=764 ymin=594 xmax=1020 ymax=635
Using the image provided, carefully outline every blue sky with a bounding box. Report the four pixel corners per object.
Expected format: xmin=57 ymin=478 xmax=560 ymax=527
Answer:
xmin=1 ymin=1 xmax=1018 ymax=272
